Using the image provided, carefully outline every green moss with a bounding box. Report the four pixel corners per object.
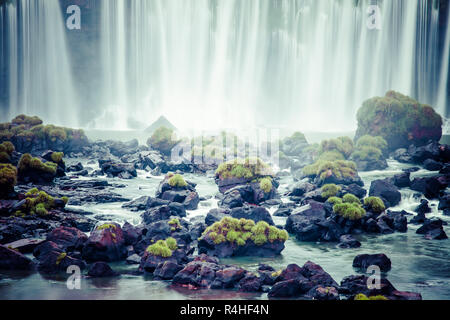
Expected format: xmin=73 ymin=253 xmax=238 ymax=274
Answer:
xmin=303 ymin=160 xmax=357 ymax=184
xmin=327 ymin=197 xmax=343 ymax=205
xmin=50 ymin=152 xmax=64 ymax=163
xmin=342 ymin=193 xmax=361 ymax=205
xmin=55 ymin=252 xmax=67 ymax=265
xmin=320 ymin=136 xmax=354 ymax=159
xmin=355 ymin=135 xmax=388 ymax=154
xmin=165 ymin=237 xmax=178 ymax=251
xmin=61 ymin=196 xmax=69 ymax=205
xmin=260 ymin=177 xmax=273 ymax=193
xmin=333 ymin=202 xmax=366 ymax=220
xmin=96 ymin=223 xmax=117 ymax=231
xmin=215 ymin=158 xmax=273 ymax=180
xmin=202 ymin=217 xmax=288 ymax=246
xmin=321 ymin=184 xmax=341 ymax=199
xmin=318 ymin=150 xmax=345 ymax=161
xmin=0 ymin=163 xmax=17 ymax=195
xmin=11 ymin=114 xmax=43 ymax=127
xmin=16 ymin=188 xmax=67 ymax=217
xmin=354 ymin=293 xmax=369 ymax=300
xmin=35 ymin=203 xmax=48 ymax=215
xmin=350 ymin=146 xmax=383 ymax=162
xmin=364 ymin=196 xmax=386 ymax=213
xmin=168 ymin=218 xmax=181 ymax=231
xmin=356 ymin=91 xmax=443 ymax=150
xmin=0 ymin=141 xmax=15 ymax=163
xmin=146 ymin=126 xmax=180 ymax=155
xmin=354 ymin=293 xmax=388 ymax=300
xmin=146 ymin=239 xmax=174 ymax=258
xmin=168 ymin=173 xmax=188 ymax=187
xmin=18 ymin=153 xmax=57 ymax=175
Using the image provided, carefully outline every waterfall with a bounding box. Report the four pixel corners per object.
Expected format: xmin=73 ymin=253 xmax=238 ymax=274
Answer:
xmin=0 ymin=0 xmax=448 ymax=131
xmin=3 ymin=0 xmax=79 ymax=127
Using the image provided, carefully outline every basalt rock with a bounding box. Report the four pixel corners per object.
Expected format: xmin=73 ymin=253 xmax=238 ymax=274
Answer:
xmin=82 ymin=223 xmax=128 ymax=262
xmin=369 ymin=179 xmax=401 ymax=208
xmin=352 ymin=253 xmax=392 ymax=272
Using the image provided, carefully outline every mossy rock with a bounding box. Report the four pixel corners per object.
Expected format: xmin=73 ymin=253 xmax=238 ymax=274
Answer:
xmin=14 ymin=188 xmax=67 ymax=217
xmin=355 ymin=91 xmax=442 ymax=151
xmin=303 ymin=159 xmax=362 ymax=186
xmin=0 ymin=163 xmax=17 ymax=196
xmin=146 ymin=126 xmax=180 ymax=156
xmin=17 ymin=153 xmax=57 ymax=183
xmin=199 ymin=217 xmax=288 ymax=257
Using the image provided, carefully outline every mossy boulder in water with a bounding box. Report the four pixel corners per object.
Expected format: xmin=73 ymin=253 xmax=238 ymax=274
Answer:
xmin=0 ymin=163 xmax=17 ymax=198
xmin=355 ymin=91 xmax=442 ymax=151
xmin=17 ymin=153 xmax=57 ymax=183
xmin=0 ymin=115 xmax=89 ymax=154
xmin=82 ymin=223 xmax=127 ymax=262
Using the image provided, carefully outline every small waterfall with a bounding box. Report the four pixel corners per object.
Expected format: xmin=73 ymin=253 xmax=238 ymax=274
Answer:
xmin=3 ymin=0 xmax=79 ymax=127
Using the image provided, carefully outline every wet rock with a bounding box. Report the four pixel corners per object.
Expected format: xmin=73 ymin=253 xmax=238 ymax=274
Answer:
xmin=230 ymin=205 xmax=274 ymax=225
xmin=126 ymin=253 xmax=141 ymax=265
xmin=122 ymin=222 xmax=143 ymax=246
xmin=238 ymin=274 xmax=263 ymax=292
xmin=415 ymin=199 xmax=431 ymax=215
xmin=307 ymin=285 xmax=339 ymax=300
xmin=211 ymin=266 xmax=247 ymax=289
xmin=67 ymin=162 xmax=83 ymax=172
xmin=46 ymin=226 xmax=87 ymax=252
xmin=99 ymin=160 xmax=137 ymax=179
xmin=122 ymin=196 xmax=152 ymax=211
xmin=416 ymin=219 xmax=448 ymax=240
xmin=342 ymin=184 xmax=367 ymax=199
xmin=392 ymin=172 xmax=410 ymax=188
xmin=339 ymin=275 xmax=396 ymax=297
xmin=88 ymin=262 xmax=119 ymax=277
xmin=0 ymin=245 xmax=35 ymax=271
xmin=220 ymin=189 xmax=245 ymax=209
xmin=389 ymin=290 xmax=422 ymax=300
xmin=438 ymin=194 xmax=450 ymax=212
xmin=352 ymin=253 xmax=391 ymax=272
xmin=268 ymin=279 xmax=302 ymax=298
xmin=410 ymin=176 xmax=447 ymax=200
xmin=423 ymin=159 xmax=443 ymax=171
xmin=153 ymin=261 xmax=183 ymax=280
xmin=82 ymin=223 xmax=128 ymax=262
xmin=337 ymin=235 xmax=361 ymax=249
xmin=205 ymin=208 xmax=230 ymax=226
xmin=387 ymin=211 xmax=408 ymax=232
xmin=3 ymin=238 xmax=44 ymax=254
xmin=369 ymin=179 xmax=401 ymax=208
xmin=141 ymin=203 xmax=186 ymax=224
xmin=172 ymin=259 xmax=221 ymax=288
xmin=289 ymin=180 xmax=316 ymax=197
xmin=37 ymin=248 xmax=86 ymax=274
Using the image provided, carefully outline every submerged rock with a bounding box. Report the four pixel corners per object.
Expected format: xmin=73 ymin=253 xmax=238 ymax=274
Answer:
xmin=87 ymin=262 xmax=119 ymax=278
xmin=352 ymin=253 xmax=391 ymax=272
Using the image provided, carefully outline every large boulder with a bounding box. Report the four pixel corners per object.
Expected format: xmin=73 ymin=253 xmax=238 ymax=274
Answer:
xmin=410 ymin=176 xmax=448 ymax=199
xmin=87 ymin=262 xmax=119 ymax=277
xmin=369 ymin=179 xmax=401 ymax=208
xmin=230 ymin=205 xmax=274 ymax=225
xmin=352 ymin=253 xmax=392 ymax=272
xmin=82 ymin=223 xmax=128 ymax=262
xmin=99 ymin=160 xmax=137 ymax=179
xmin=46 ymin=226 xmax=87 ymax=252
xmin=0 ymin=245 xmax=35 ymax=271
xmin=355 ymin=91 xmax=442 ymax=152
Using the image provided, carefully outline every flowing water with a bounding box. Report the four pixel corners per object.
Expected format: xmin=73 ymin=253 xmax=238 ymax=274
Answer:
xmin=0 ymin=0 xmax=449 ymax=130
xmin=0 ymin=159 xmax=449 ymax=300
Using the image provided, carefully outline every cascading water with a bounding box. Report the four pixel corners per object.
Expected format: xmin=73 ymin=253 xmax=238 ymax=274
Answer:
xmin=0 ymin=0 xmax=449 ymax=131
xmin=1 ymin=0 xmax=79 ymax=127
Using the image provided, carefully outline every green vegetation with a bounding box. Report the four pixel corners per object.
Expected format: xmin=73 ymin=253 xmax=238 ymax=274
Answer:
xmin=327 ymin=196 xmax=343 ymax=205
xmin=55 ymin=252 xmax=67 ymax=266
xmin=96 ymin=223 xmax=118 ymax=231
xmin=0 ymin=163 xmax=17 ymax=195
xmin=354 ymin=293 xmax=388 ymax=300
xmin=350 ymin=135 xmax=388 ymax=164
xmin=333 ymin=202 xmax=366 ymax=220
xmin=0 ymin=141 xmax=15 ymax=163
xmin=168 ymin=218 xmax=182 ymax=231
xmin=15 ymin=188 xmax=68 ymax=217
xmin=11 ymin=114 xmax=43 ymax=127
xmin=215 ymin=158 xmax=273 ymax=180
xmin=146 ymin=126 xmax=180 ymax=155
xmin=355 ymin=91 xmax=443 ymax=151
xmin=259 ymin=177 xmax=273 ymax=193
xmin=355 ymin=135 xmax=388 ymax=154
xmin=146 ymin=238 xmax=178 ymax=258
xmin=319 ymin=136 xmax=354 ymax=159
xmin=167 ymin=173 xmax=188 ymax=188
xmin=364 ymin=196 xmax=386 ymax=213
xmin=201 ymin=217 xmax=288 ymax=246
xmin=18 ymin=153 xmax=57 ymax=175
xmin=50 ymin=152 xmax=64 ymax=163
xmin=302 ymin=159 xmax=357 ymax=184
xmin=321 ymin=184 xmax=341 ymax=199
xmin=342 ymin=193 xmax=361 ymax=205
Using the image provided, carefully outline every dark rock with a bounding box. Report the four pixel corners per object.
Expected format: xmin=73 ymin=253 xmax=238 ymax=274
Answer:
xmin=352 ymin=253 xmax=391 ymax=272
xmin=369 ymin=179 xmax=401 ymax=208
xmin=416 ymin=219 xmax=448 ymax=240
xmin=122 ymin=222 xmax=143 ymax=246
xmin=339 ymin=274 xmax=396 ymax=297
xmin=46 ymin=226 xmax=87 ymax=252
xmin=172 ymin=260 xmax=221 ymax=288
xmin=268 ymin=279 xmax=302 ymax=298
xmin=289 ymin=180 xmax=316 ymax=197
xmin=205 ymin=208 xmax=230 ymax=226
xmin=154 ymin=261 xmax=183 ymax=280
xmin=342 ymin=184 xmax=367 ymax=199
xmin=0 ymin=245 xmax=35 ymax=271
xmin=438 ymin=194 xmax=450 ymax=212
xmin=238 ymin=274 xmax=263 ymax=292
xmin=230 ymin=205 xmax=274 ymax=225
xmin=99 ymin=160 xmax=137 ymax=179
xmin=410 ymin=176 xmax=447 ymax=199
xmin=141 ymin=203 xmax=186 ymax=224
xmin=415 ymin=199 xmax=431 ymax=215
xmin=82 ymin=223 xmax=128 ymax=262
xmin=388 ymin=211 xmax=408 ymax=232
xmin=211 ymin=266 xmax=247 ymax=289
xmin=337 ymin=235 xmax=361 ymax=249
xmin=3 ymin=238 xmax=44 ymax=254
xmin=126 ymin=253 xmax=141 ymax=265
xmin=87 ymin=262 xmax=119 ymax=277
xmin=307 ymin=285 xmax=339 ymax=300
xmin=37 ymin=249 xmax=86 ymax=274
xmin=423 ymin=159 xmax=443 ymax=171
xmin=392 ymin=172 xmax=410 ymax=188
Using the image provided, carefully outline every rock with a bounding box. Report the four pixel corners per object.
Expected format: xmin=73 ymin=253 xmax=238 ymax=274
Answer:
xmin=87 ymin=262 xmax=119 ymax=277
xmin=198 ymin=237 xmax=285 ymax=258
xmin=369 ymin=179 xmax=401 ymax=208
xmin=172 ymin=259 xmax=221 ymax=288
xmin=388 ymin=211 xmax=408 ymax=232
xmin=339 ymin=274 xmax=396 ymax=297
xmin=352 ymin=253 xmax=391 ymax=272
xmin=423 ymin=159 xmax=443 ymax=171
xmin=438 ymin=194 xmax=450 ymax=212
xmin=392 ymin=172 xmax=410 ymax=188
xmin=337 ymin=235 xmax=361 ymax=249
xmin=416 ymin=219 xmax=448 ymax=240
xmin=46 ymin=226 xmax=87 ymax=252
xmin=289 ymin=180 xmax=316 ymax=197
xmin=205 ymin=208 xmax=230 ymax=226
xmin=307 ymin=285 xmax=340 ymax=300
xmin=220 ymin=189 xmax=245 ymax=208
xmin=389 ymin=290 xmax=422 ymax=300
xmin=141 ymin=203 xmax=186 ymax=224
xmin=238 ymin=274 xmax=263 ymax=292
xmin=67 ymin=162 xmax=83 ymax=172
xmin=268 ymin=279 xmax=302 ymax=298
xmin=122 ymin=222 xmax=143 ymax=246
xmin=393 ymin=148 xmax=412 ymax=163
xmin=415 ymin=199 xmax=431 ymax=215
xmin=342 ymin=184 xmax=367 ymax=199
xmin=273 ymin=206 xmax=292 ymax=217
xmin=82 ymin=223 xmax=128 ymax=262
xmin=410 ymin=176 xmax=448 ymax=199
xmin=0 ymin=245 xmax=35 ymax=271
xmin=36 ymin=247 xmax=86 ymax=274
xmin=3 ymin=238 xmax=44 ymax=254
xmin=126 ymin=253 xmax=141 ymax=265
xmin=230 ymin=205 xmax=274 ymax=225
xmin=122 ymin=196 xmax=153 ymax=211
xmin=408 ymin=141 xmax=449 ymax=164
xmin=211 ymin=266 xmax=247 ymax=289
xmin=99 ymin=160 xmax=137 ymax=179
xmin=153 ymin=261 xmax=183 ymax=280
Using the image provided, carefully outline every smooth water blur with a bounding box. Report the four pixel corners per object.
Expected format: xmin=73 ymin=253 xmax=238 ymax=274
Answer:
xmin=0 ymin=159 xmax=449 ymax=300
